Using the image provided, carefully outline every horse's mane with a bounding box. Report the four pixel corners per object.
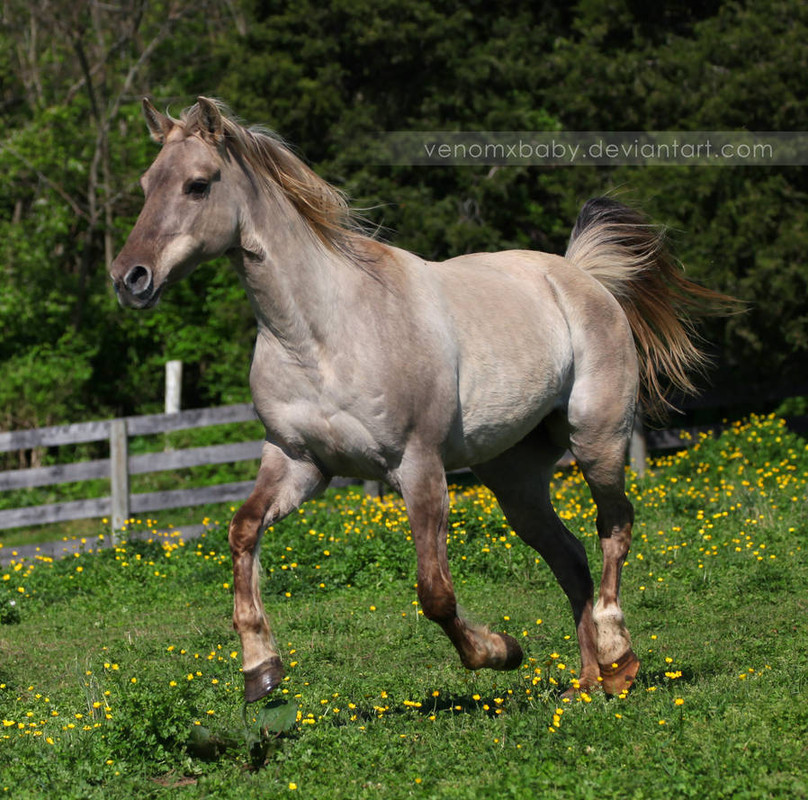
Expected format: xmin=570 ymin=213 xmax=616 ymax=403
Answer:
xmin=179 ymin=100 xmax=369 ymax=260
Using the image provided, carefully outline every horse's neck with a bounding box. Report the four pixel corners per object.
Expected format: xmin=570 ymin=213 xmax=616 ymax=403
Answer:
xmin=231 ymin=190 xmax=356 ymax=350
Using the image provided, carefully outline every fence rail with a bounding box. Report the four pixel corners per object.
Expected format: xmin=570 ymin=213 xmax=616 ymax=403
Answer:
xmin=0 ymin=403 xmax=778 ymax=537
xmin=0 ymin=403 xmax=261 ymax=535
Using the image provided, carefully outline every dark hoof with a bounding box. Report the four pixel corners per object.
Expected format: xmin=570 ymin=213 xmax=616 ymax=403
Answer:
xmin=599 ymin=649 xmax=640 ymax=695
xmin=494 ymin=632 xmax=524 ymax=671
xmin=243 ymin=657 xmax=284 ymax=704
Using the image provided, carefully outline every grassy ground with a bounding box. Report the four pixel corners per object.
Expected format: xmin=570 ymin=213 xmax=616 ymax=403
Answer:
xmin=0 ymin=415 xmax=806 ymax=799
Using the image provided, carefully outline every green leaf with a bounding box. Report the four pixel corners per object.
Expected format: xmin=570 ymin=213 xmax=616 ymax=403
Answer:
xmin=255 ymin=699 xmax=299 ymax=737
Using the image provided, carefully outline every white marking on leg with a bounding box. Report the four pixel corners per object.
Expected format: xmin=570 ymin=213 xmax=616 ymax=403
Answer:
xmin=592 ymin=599 xmax=632 ymax=665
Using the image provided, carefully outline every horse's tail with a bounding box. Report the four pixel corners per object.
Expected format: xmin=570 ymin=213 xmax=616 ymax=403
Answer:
xmin=565 ymin=196 xmax=736 ymax=422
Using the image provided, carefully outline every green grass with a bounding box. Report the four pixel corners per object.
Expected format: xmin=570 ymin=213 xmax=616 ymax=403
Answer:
xmin=1 ymin=415 xmax=806 ymax=799
xmin=0 ymin=501 xmax=242 ymax=549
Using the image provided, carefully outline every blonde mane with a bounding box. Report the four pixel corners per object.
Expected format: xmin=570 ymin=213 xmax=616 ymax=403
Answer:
xmin=180 ymin=100 xmax=368 ymax=259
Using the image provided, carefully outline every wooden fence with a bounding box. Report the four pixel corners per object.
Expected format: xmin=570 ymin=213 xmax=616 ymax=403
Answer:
xmin=0 ymin=403 xmax=766 ymax=537
xmin=0 ymin=403 xmax=262 ymax=535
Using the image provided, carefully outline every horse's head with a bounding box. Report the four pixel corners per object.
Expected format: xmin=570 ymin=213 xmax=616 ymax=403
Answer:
xmin=110 ymin=97 xmax=240 ymax=309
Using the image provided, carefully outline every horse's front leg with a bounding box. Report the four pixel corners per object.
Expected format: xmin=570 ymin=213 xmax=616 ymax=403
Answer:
xmin=228 ymin=442 xmax=328 ymax=703
xmin=399 ymin=456 xmax=523 ymax=672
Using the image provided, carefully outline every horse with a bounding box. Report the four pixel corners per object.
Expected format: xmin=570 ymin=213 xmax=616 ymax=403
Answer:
xmin=110 ymin=97 xmax=730 ymax=704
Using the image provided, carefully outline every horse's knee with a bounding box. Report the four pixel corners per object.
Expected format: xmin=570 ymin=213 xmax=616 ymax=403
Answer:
xmin=228 ymin=501 xmax=264 ymax=555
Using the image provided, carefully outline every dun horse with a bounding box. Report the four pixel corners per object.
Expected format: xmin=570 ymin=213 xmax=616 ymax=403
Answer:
xmin=111 ymin=98 xmax=729 ymax=703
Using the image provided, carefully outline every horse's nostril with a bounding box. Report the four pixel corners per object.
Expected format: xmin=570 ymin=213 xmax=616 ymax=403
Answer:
xmin=124 ymin=265 xmax=152 ymax=296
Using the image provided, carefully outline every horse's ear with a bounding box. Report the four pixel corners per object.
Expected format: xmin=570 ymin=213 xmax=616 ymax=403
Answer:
xmin=142 ymin=98 xmax=173 ymax=144
xmin=196 ymin=97 xmax=225 ymax=144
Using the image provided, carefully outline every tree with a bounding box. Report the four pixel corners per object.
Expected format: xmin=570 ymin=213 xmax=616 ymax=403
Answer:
xmin=0 ymin=0 xmax=247 ymax=433
xmin=0 ymin=0 xmax=805 ymax=438
xmin=211 ymin=0 xmax=808 ymax=408
xmin=539 ymin=0 xmax=808 ymax=403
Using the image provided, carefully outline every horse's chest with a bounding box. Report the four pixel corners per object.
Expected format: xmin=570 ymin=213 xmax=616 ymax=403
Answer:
xmin=249 ymin=352 xmax=392 ymax=478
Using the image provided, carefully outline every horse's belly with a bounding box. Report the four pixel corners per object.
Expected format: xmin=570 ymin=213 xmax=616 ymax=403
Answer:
xmin=446 ymin=372 xmax=568 ymax=469
xmin=436 ymin=254 xmax=574 ymax=467
xmin=444 ymin=320 xmax=573 ymax=469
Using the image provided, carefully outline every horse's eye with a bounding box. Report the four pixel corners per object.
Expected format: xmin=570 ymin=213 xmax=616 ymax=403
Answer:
xmin=185 ymin=180 xmax=209 ymax=197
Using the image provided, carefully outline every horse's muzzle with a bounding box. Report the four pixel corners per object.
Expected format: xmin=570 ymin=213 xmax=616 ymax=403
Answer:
xmin=114 ymin=265 xmax=162 ymax=309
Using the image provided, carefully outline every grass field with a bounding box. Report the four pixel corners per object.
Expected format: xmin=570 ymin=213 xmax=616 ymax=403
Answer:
xmin=1 ymin=415 xmax=806 ymax=799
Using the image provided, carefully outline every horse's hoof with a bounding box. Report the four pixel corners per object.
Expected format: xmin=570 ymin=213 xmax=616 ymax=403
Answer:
xmin=599 ymin=650 xmax=640 ymax=695
xmin=243 ymin=657 xmax=285 ymax=703
xmin=493 ymin=632 xmax=524 ymax=671
xmin=560 ymin=668 xmax=601 ymax=699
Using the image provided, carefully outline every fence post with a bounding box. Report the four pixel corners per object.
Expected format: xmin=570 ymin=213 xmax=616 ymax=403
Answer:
xmin=110 ymin=418 xmax=130 ymax=540
xmin=363 ymin=480 xmax=384 ymax=499
xmin=165 ymin=360 xmax=182 ymax=414
xmin=629 ymin=409 xmax=647 ymax=477
xmin=164 ymin=360 xmax=182 ymax=452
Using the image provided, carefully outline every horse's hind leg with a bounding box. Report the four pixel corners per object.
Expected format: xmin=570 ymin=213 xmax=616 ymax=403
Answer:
xmin=397 ymin=452 xmax=523 ymax=673
xmin=566 ymin=399 xmax=641 ymax=695
xmin=229 ymin=442 xmax=328 ymax=702
xmin=472 ymin=426 xmax=601 ymax=693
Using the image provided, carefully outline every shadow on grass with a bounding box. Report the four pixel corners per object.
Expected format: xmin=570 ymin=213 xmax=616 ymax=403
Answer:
xmin=175 ymin=668 xmax=694 ymax=770
xmin=183 ymin=698 xmax=299 ymax=769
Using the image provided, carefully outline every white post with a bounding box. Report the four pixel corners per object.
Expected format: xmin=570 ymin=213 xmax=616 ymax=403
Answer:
xmin=165 ymin=360 xmax=182 ymax=453
xmin=165 ymin=360 xmax=183 ymax=414
xmin=110 ymin=418 xmax=130 ymax=540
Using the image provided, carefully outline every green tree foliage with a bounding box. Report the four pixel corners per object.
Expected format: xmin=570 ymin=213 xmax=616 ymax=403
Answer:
xmin=536 ymin=0 xmax=808 ymax=401
xmin=0 ymin=0 xmax=253 ymax=436
xmin=216 ymin=0 xmax=576 ymax=258
xmin=0 ymin=0 xmax=805 ymax=436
